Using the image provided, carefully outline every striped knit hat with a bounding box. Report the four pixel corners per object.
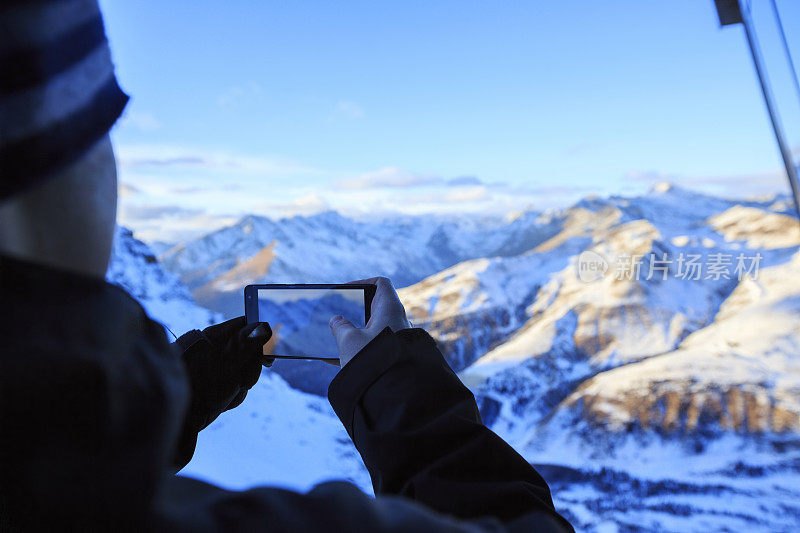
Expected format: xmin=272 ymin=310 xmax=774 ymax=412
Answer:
xmin=0 ymin=0 xmax=129 ymax=200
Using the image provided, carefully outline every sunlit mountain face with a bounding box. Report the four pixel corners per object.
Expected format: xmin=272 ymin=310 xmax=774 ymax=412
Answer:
xmin=111 ymin=184 xmax=800 ymax=531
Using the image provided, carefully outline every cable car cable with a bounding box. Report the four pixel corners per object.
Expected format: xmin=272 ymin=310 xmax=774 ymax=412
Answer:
xmin=740 ymin=0 xmax=800 ymax=220
xmin=769 ymin=0 xmax=800 ymax=109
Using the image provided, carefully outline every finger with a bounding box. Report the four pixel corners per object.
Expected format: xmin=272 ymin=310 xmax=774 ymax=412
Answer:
xmin=238 ymin=322 xmax=272 ymax=354
xmin=217 ymin=316 xmax=248 ymax=329
xmin=244 ymin=322 xmax=272 ymax=342
xmin=260 ymin=355 xmax=275 ymax=368
xmin=367 ymin=276 xmax=396 ymax=303
xmin=223 ymin=323 xmax=271 ymax=370
xmin=329 ymin=315 xmax=356 ymax=350
xmin=367 ymin=277 xmax=402 ymax=313
xmin=203 ymin=316 xmax=247 ymax=346
xmin=342 ymin=278 xmax=380 ymax=327
xmin=329 ymin=314 xmax=354 ymax=331
xmin=375 ymin=276 xmax=398 ymax=296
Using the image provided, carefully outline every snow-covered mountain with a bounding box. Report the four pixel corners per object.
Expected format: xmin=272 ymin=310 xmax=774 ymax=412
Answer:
xmin=395 ymin=184 xmax=800 ymax=530
xmin=158 ymin=210 xmax=548 ymax=317
xmin=545 ymin=250 xmax=800 ymax=443
xmin=106 ymin=227 xmax=220 ymax=336
xmin=116 ymin=185 xmax=800 ymax=531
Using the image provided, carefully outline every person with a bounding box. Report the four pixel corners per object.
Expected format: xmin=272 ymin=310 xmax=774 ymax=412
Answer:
xmin=0 ymin=1 xmax=573 ymax=531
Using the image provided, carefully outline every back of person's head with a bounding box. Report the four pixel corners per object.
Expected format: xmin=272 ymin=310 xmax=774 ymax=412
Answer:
xmin=0 ymin=135 xmax=118 ymax=278
xmin=0 ymin=0 xmax=129 ymax=278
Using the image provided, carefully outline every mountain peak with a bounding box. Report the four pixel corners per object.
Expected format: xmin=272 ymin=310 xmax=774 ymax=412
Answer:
xmin=646 ymin=181 xmax=702 ymax=198
xmin=504 ymin=204 xmax=535 ymax=223
xmin=307 ymin=209 xmax=345 ymax=222
xmin=651 ymin=181 xmax=675 ymax=194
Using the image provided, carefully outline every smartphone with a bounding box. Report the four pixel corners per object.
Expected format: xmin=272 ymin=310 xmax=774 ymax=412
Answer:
xmin=244 ymin=284 xmax=376 ymax=362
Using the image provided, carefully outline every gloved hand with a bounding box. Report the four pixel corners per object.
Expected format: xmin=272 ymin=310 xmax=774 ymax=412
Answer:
xmin=171 ymin=316 xmax=273 ymax=468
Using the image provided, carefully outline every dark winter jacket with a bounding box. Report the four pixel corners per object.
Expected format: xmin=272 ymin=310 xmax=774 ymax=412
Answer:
xmin=0 ymin=253 xmax=573 ymax=532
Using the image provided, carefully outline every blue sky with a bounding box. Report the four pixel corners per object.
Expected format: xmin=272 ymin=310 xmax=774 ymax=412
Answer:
xmin=98 ymin=0 xmax=800 ymax=242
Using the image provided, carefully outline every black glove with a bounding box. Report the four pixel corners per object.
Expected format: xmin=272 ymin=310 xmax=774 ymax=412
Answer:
xmin=171 ymin=316 xmax=273 ymax=469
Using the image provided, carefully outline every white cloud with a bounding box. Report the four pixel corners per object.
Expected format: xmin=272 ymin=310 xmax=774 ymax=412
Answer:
xmin=334 ymin=101 xmax=364 ymax=118
xmin=336 ymin=170 xmax=501 ymax=190
xmin=446 ymin=175 xmax=483 ymax=187
xmin=254 ymin=192 xmax=331 ymax=218
xmin=286 ymin=193 xmax=329 ymax=211
xmin=118 ymin=200 xmax=240 ymax=244
xmin=118 ymin=182 xmax=141 ymax=198
xmin=626 ymin=168 xmax=788 ymax=196
xmin=337 ymin=167 xmax=442 ymax=190
xmin=118 ymin=178 xmax=582 ymax=244
xmin=119 ymin=192 xmax=331 ymax=243
xmin=118 ymin=111 xmax=161 ymax=132
xmin=116 ymin=144 xmax=319 ymax=176
xmin=443 ymin=186 xmax=491 ymax=203
xmin=626 ymin=170 xmax=680 ymax=183
xmin=114 ymin=145 xmax=594 ymax=242
xmin=121 ymin=204 xmax=205 ymax=220
xmin=217 ymin=82 xmax=264 ymax=109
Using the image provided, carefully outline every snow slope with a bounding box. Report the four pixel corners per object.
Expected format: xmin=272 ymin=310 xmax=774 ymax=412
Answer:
xmin=181 ymin=372 xmax=371 ymax=493
xmin=106 ymin=227 xmax=220 ymax=336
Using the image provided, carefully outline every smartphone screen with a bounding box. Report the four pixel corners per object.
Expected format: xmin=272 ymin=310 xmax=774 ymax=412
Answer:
xmin=245 ymin=285 xmax=372 ymax=360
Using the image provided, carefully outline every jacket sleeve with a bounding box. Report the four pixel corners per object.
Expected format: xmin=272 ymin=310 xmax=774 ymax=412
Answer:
xmin=153 ymin=327 xmax=572 ymax=532
xmin=326 ymin=326 xmax=574 ymax=530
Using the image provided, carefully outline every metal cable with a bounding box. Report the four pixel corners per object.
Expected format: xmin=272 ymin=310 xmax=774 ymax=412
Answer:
xmin=740 ymin=0 xmax=800 ymax=219
xmin=769 ymin=0 xmax=800 ymax=109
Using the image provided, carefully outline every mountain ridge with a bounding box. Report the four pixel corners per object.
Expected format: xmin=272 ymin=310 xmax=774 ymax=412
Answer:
xmin=122 ymin=184 xmax=800 ymax=530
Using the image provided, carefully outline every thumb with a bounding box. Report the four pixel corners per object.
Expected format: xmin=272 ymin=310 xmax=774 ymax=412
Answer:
xmin=241 ymin=322 xmax=272 ymax=344
xmin=329 ymin=315 xmax=355 ymax=345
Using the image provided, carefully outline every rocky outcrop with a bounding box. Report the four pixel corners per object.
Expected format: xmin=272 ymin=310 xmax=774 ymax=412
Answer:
xmin=541 ymin=251 xmax=800 ymax=446
xmin=708 ymin=205 xmax=800 ymax=250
